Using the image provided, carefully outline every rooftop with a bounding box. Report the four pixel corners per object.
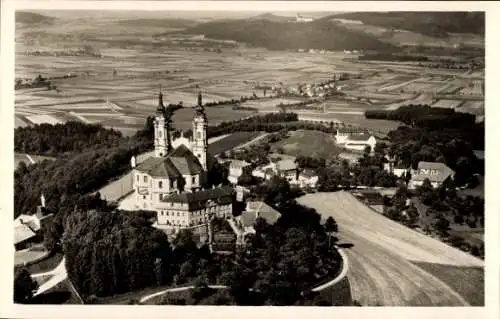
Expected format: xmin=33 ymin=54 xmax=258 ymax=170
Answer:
xmin=300 ymin=168 xmax=318 ymax=178
xmin=276 ymin=159 xmax=297 ymax=171
xmin=347 ymin=133 xmax=373 ymax=142
xmin=162 ymin=185 xmax=234 ymax=207
xmin=14 ymin=224 xmax=36 ymax=245
xmin=135 ymin=144 xmax=203 ymax=178
xmin=241 ymin=201 xmax=281 ymax=227
xmin=411 ymin=161 xmax=455 ymax=183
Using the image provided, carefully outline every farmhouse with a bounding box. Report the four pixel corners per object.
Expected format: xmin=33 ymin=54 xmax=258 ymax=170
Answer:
xmin=131 ymin=90 xmax=235 ymax=229
xmin=335 ymin=127 xmax=369 ymax=144
xmin=408 ymin=161 xmax=455 ymax=189
xmin=335 ymin=128 xmax=377 ymax=152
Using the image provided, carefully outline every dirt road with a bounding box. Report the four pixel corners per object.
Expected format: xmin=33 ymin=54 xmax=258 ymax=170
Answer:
xmin=297 ymin=191 xmax=484 ymax=306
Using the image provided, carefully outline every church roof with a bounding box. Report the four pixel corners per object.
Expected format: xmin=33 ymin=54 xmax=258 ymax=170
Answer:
xmin=135 ymin=144 xmax=203 ymax=178
xmin=169 ymin=144 xmax=204 ymax=175
xmin=135 ymin=157 xmax=181 ymax=179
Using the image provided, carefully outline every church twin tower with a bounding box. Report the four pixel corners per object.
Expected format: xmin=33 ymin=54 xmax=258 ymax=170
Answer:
xmin=153 ymin=89 xmax=208 ymax=170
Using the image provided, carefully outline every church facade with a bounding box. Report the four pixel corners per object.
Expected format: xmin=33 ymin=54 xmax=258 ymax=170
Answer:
xmin=131 ymin=90 xmax=234 ymax=228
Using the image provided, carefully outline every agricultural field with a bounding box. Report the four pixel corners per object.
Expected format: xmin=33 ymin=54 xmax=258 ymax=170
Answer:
xmin=270 ymin=130 xmax=342 ymax=159
xmin=15 ymin=12 xmax=484 ymax=139
xmin=459 ymin=80 xmax=484 ymax=96
xmin=297 ymin=191 xmax=484 ymax=306
xmin=431 ymin=99 xmax=464 ymax=109
xmin=208 ymin=131 xmax=262 ymax=155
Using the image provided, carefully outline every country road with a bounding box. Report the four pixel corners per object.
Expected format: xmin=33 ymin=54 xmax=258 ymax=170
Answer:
xmin=297 ymin=191 xmax=484 ymax=306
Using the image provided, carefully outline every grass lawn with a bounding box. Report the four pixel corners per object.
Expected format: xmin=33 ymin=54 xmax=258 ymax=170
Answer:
xmin=24 ymin=252 xmax=63 ymax=274
xmin=317 ymin=276 xmax=353 ymax=306
xmin=412 ymin=262 xmax=484 ymax=306
xmin=271 ymin=130 xmax=342 ymax=159
xmin=171 ymin=106 xmax=255 ymax=131
xmin=208 ymin=131 xmax=262 ymax=155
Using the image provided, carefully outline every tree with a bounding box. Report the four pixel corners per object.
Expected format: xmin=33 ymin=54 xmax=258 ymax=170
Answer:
xmin=406 ymin=204 xmax=419 ymax=227
xmin=14 ymin=268 xmax=38 ymax=304
xmin=324 ymin=217 xmax=338 ymax=233
xmin=434 ymin=217 xmax=450 ymax=237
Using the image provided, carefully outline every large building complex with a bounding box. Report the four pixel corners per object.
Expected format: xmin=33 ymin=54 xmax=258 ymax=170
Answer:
xmin=131 ymin=90 xmax=234 ymax=229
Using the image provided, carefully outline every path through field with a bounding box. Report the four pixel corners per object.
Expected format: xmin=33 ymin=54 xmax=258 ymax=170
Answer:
xmin=297 ymin=191 xmax=484 ymax=306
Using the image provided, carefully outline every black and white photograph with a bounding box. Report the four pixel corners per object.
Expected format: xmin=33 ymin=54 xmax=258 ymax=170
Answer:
xmin=1 ymin=1 xmax=498 ymax=317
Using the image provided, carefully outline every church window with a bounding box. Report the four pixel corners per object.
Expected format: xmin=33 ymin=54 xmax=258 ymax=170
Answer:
xmin=136 ymin=175 xmax=139 ymax=182
xmin=159 ymin=181 xmax=163 ymax=189
xmin=144 ymin=176 xmax=148 ymax=183
xmin=159 ymin=194 xmax=163 ymax=200
xmin=177 ymin=212 xmax=180 ymax=217
xmin=192 ymin=176 xmax=196 ymax=184
xmin=197 ymin=132 xmax=201 ymax=139
xmin=159 ymin=130 xmax=162 ymax=138
xmin=166 ymin=211 xmax=169 ymax=216
xmin=143 ymin=195 xmax=146 ymax=200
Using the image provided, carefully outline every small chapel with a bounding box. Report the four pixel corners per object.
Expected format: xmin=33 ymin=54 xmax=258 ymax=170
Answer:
xmin=131 ymin=90 xmax=234 ymax=229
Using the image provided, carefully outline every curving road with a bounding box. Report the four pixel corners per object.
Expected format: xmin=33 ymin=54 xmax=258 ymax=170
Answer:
xmin=297 ymin=191 xmax=483 ymax=306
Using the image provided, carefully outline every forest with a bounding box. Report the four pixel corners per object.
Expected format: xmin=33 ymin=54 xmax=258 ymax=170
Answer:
xmin=61 ymin=177 xmax=342 ymax=305
xmin=365 ymin=104 xmax=476 ymax=130
xmin=180 ymin=19 xmax=396 ymax=51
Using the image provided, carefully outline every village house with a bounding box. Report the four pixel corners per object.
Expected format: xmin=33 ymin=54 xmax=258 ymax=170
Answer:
xmin=227 ymin=159 xmax=252 ymax=185
xmin=290 ymin=168 xmax=319 ymax=189
xmin=252 ymin=157 xmax=298 ymax=182
xmin=235 ymin=201 xmax=281 ymax=239
xmin=408 ymin=161 xmax=455 ymax=189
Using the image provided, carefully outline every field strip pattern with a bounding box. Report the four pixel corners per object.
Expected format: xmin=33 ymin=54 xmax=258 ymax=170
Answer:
xmin=297 ymin=191 xmax=483 ymax=306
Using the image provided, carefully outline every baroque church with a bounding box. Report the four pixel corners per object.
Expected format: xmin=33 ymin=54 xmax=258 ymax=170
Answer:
xmin=131 ymin=90 xmax=234 ymax=229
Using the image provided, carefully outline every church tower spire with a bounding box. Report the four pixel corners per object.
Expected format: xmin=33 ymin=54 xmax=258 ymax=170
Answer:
xmin=192 ymin=89 xmax=207 ymax=170
xmin=154 ymin=86 xmax=172 ymax=157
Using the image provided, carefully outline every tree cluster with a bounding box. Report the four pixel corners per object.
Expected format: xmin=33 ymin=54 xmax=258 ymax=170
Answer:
xmin=365 ymin=104 xmax=476 ymax=129
xmin=15 ymin=121 xmax=124 ymax=156
xmin=63 ymin=209 xmax=172 ymax=298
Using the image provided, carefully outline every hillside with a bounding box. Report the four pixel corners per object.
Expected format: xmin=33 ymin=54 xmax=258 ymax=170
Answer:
xmin=16 ymin=11 xmax=56 ymax=25
xmin=249 ymin=13 xmax=292 ymax=22
xmin=179 ymin=19 xmax=396 ymax=51
xmin=329 ymin=12 xmax=484 ymax=37
xmin=115 ymin=18 xmax=198 ymax=29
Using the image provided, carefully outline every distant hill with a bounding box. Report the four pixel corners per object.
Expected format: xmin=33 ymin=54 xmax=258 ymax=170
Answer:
xmin=16 ymin=11 xmax=56 ymax=25
xmin=329 ymin=12 xmax=485 ymax=37
xmin=249 ymin=13 xmax=292 ymax=22
xmin=179 ymin=19 xmax=396 ymax=51
xmin=115 ymin=18 xmax=198 ymax=29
